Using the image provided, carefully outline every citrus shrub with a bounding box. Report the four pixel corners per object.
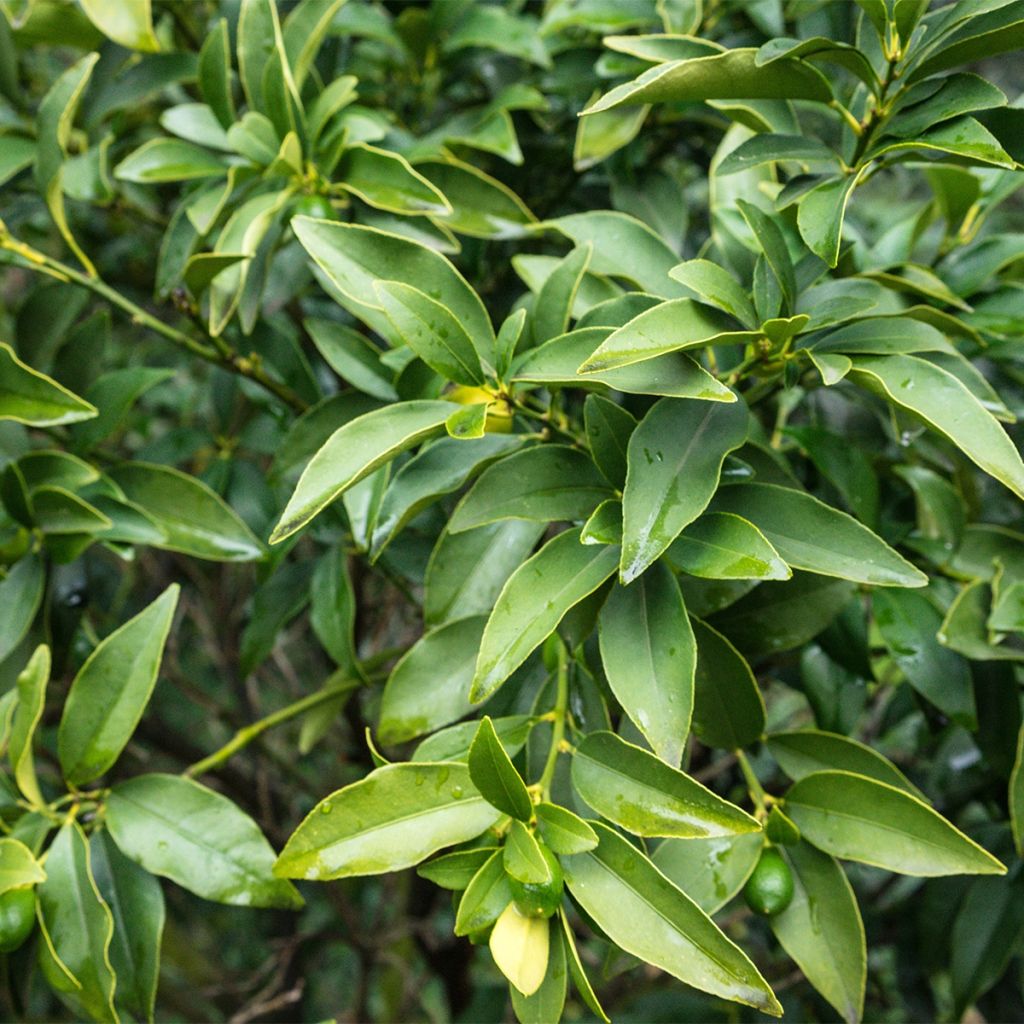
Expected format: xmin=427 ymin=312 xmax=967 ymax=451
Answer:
xmin=1 ymin=0 xmax=1024 ymax=1021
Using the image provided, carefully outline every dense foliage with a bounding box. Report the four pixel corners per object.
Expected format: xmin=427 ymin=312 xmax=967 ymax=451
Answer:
xmin=2 ymin=0 xmax=1024 ymax=1021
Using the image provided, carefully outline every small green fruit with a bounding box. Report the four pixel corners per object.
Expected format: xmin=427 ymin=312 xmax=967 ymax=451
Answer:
xmin=0 ymin=887 xmax=36 ymax=953
xmin=509 ymin=844 xmax=563 ymax=918
xmin=743 ymin=847 xmax=794 ymax=916
xmin=294 ymin=195 xmax=336 ymax=221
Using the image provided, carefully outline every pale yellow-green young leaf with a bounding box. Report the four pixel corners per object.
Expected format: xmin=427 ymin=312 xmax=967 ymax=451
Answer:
xmin=489 ymin=902 xmax=550 ymax=996
xmin=80 ymin=0 xmax=159 ymax=51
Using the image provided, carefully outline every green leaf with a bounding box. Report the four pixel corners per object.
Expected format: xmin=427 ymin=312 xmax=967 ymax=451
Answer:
xmin=691 ymin=617 xmax=766 ymax=748
xmin=310 ymin=547 xmax=357 ymax=671
xmin=198 ymin=18 xmax=235 ymax=128
xmin=583 ymin=49 xmax=832 ymax=116
xmin=37 ymin=823 xmax=117 ymax=1024
xmin=111 ymin=462 xmax=263 ymax=561
xmin=718 ymin=134 xmax=840 ymax=178
xmin=107 ymin=773 xmax=302 ymax=908
xmin=769 ymin=842 xmax=866 ymax=1024
xmin=504 ymin=821 xmax=553 ymax=884
xmin=372 ymin=435 xmax=521 ymax=557
xmin=293 ymin=218 xmax=495 ymax=356
xmin=871 ymin=116 xmax=1016 ymax=169
xmin=756 ymin=36 xmax=878 ymax=89
xmin=424 ymin=520 xmax=545 ymax=626
xmin=468 ymin=716 xmax=534 ymax=821
xmin=572 ymin=732 xmax=760 ymax=838
xmin=80 ymin=0 xmax=158 ymax=50
xmin=811 ymin=316 xmax=953 ymax=356
xmin=58 ymin=585 xmax=179 ymax=786
xmin=0 ymin=555 xmax=44 ymax=663
xmin=472 ymin=528 xmax=619 ymax=702
xmin=1012 ymin=724 xmax=1024 ymax=856
xmin=561 ymin=822 xmax=781 ymax=1015
xmin=668 ymin=259 xmax=757 ymax=328
xmin=274 ymin=762 xmax=501 ymax=880
xmin=598 ymin=562 xmax=694 ymax=766
xmin=653 ymin=832 xmax=764 ymax=913
xmin=412 ymin=715 xmax=534 ymax=765
xmin=450 ymin=446 xmax=612 ymax=533
xmin=337 ymin=143 xmax=451 ymax=216
xmin=883 ymin=73 xmax=1006 ymax=139
xmin=736 ymin=200 xmax=796 ymax=311
xmin=379 ymin=616 xmax=487 ymax=744
xmin=797 ymin=172 xmax=863 ymax=268
xmin=514 ymin=326 xmax=734 ymax=400
xmin=545 ymin=211 xmax=682 ymax=297
xmin=0 ymin=342 xmax=96 ymax=426
xmin=70 ymin=368 xmax=174 ymax=452
xmin=89 ymin=830 xmax=164 ymax=1023
xmin=848 ymin=354 xmax=1024 ymax=502
xmin=8 ymin=643 xmax=49 ymax=806
xmin=34 ymin=53 xmax=100 ymax=275
xmin=417 ymin=158 xmax=537 ymax=240
xmin=0 ymin=136 xmax=35 ymax=188
xmin=908 ymin=5 xmax=1024 ymax=82
xmin=455 ymin=849 xmax=512 ymax=936
xmin=767 ymin=730 xmax=922 ymax=798
xmin=375 ymin=281 xmax=485 ymax=385
xmin=282 ymin=0 xmax=346 ymax=88
xmin=534 ymin=803 xmax=598 ymax=854
xmin=114 ymin=138 xmax=225 ymax=183
xmin=417 ymin=847 xmax=497 ymax=891
xmin=0 ymin=837 xmax=46 ymax=893
xmin=621 ymin=397 xmax=748 ymax=582
xmin=784 ymin=770 xmax=1006 ymax=876
xmin=873 ymin=589 xmax=976 ymax=726
xmin=578 ymin=298 xmax=755 ymax=373
xmin=584 ymin=394 xmax=636 ymax=489
xmin=666 ymin=512 xmax=791 ymax=581
xmin=269 ymin=401 xmax=458 ymax=544
xmin=712 ymin=483 xmax=927 ymax=587
xmin=533 ymin=244 xmax=592 ymax=344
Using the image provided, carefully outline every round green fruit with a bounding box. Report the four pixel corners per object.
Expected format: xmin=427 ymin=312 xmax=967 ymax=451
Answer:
xmin=743 ymin=847 xmax=794 ymax=916
xmin=509 ymin=844 xmax=563 ymax=918
xmin=294 ymin=195 xmax=336 ymax=221
xmin=0 ymin=887 xmax=36 ymax=953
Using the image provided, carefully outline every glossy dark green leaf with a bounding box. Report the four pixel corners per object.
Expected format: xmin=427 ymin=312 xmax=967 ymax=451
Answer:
xmin=472 ymin=528 xmax=618 ymax=702
xmin=667 ymin=512 xmax=790 ymax=581
xmin=0 ymin=555 xmax=43 ymax=663
xmin=849 ymin=354 xmax=1024 ymax=502
xmin=107 ymin=774 xmax=302 ymax=907
xmin=784 ymin=771 xmax=1005 ymax=876
xmin=455 ymin=849 xmax=512 ymax=936
xmin=584 ymin=48 xmax=832 ymax=116
xmin=0 ymin=342 xmax=96 ymax=426
xmin=338 ymin=143 xmax=451 ymax=216
xmin=690 ymin=617 xmax=766 ymax=749
xmin=713 ymin=483 xmax=926 ymax=587
xmin=418 ymin=159 xmax=537 ymax=240
xmin=451 ymin=445 xmax=611 ymax=533
xmin=270 ymin=401 xmax=458 ymax=543
xmin=37 ymin=823 xmax=117 ymax=1023
xmin=293 ymin=218 xmax=495 ymax=355
xmin=561 ymin=822 xmax=781 ymax=1015
xmin=797 ymin=173 xmax=862 ymax=267
xmin=504 ymin=821 xmax=552 ymax=884
xmin=652 ymin=832 xmax=764 ymax=913
xmin=767 ymin=730 xmax=922 ymax=798
xmin=598 ymin=562 xmax=694 ymax=766
xmin=533 ymin=244 xmax=592 ymax=343
xmin=572 ymin=732 xmax=760 ymax=838
xmin=621 ymin=397 xmax=748 ymax=582
xmin=770 ymin=842 xmax=866 ymax=1024
xmin=58 ymin=584 xmax=178 ymax=785
xmin=310 ymin=547 xmax=357 ymax=671
xmin=468 ymin=716 xmax=534 ymax=821
xmin=112 ymin=463 xmax=263 ymax=561
xmin=197 ymin=18 xmax=234 ymax=128
xmin=718 ymin=134 xmax=840 ymax=178
xmin=584 ymin=395 xmax=635 ymax=489
xmin=274 ymin=763 xmax=501 ymax=880
xmin=1012 ymin=725 xmax=1024 ymax=856
xmin=304 ymin=319 xmax=397 ymax=402
xmin=873 ymin=589 xmax=976 ymax=726
xmin=535 ymin=803 xmax=598 ymax=854
xmin=90 ymin=830 xmax=164 ymax=1023
xmin=239 ymin=561 xmax=311 ymax=676
xmin=578 ymin=298 xmax=755 ymax=372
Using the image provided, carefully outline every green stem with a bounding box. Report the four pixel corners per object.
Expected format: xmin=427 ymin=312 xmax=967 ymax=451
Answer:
xmin=735 ymin=748 xmax=769 ymax=813
xmin=0 ymin=229 xmax=308 ymax=413
xmin=538 ymin=645 xmax=569 ymax=800
xmin=184 ymin=677 xmax=361 ymax=778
